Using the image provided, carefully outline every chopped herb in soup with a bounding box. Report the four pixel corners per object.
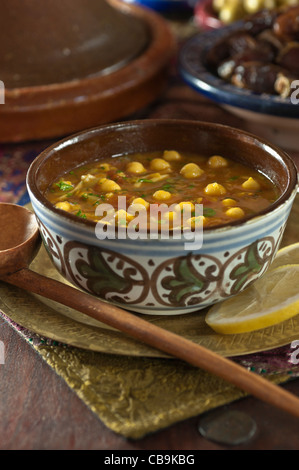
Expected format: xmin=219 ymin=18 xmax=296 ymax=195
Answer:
xmin=46 ymin=150 xmax=279 ymax=230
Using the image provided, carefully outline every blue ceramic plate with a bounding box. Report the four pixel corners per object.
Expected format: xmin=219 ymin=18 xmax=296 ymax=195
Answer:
xmin=179 ymin=23 xmax=299 ymax=119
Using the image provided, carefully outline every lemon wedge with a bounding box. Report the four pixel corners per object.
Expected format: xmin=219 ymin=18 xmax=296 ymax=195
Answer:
xmin=269 ymin=242 xmax=299 ymax=271
xmin=205 ymin=264 xmax=299 ymax=334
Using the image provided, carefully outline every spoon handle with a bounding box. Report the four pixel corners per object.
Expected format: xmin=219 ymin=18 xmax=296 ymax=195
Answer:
xmin=3 ymin=267 xmax=299 ymax=420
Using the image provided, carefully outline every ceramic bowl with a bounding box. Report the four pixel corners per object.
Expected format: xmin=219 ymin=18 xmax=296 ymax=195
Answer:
xmin=179 ymin=23 xmax=299 ymax=151
xmin=26 ymin=120 xmax=298 ymax=315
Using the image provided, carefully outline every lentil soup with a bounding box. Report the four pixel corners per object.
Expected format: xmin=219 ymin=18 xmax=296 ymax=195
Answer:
xmin=46 ymin=149 xmax=279 ymax=230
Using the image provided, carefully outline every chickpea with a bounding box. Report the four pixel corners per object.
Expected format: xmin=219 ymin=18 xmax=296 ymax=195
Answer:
xmin=180 ymin=163 xmax=204 ymax=179
xmin=153 ymin=190 xmax=172 ymax=201
xmin=186 ymin=215 xmax=207 ymax=228
xmin=222 ymin=198 xmax=237 ymax=207
xmin=204 ymin=182 xmax=227 ymax=196
xmin=175 ymin=201 xmax=195 ymax=212
xmin=55 ymin=201 xmax=72 ymax=212
xmin=131 ymin=197 xmax=150 ymax=209
xmin=163 ymin=211 xmax=177 ymax=223
xmin=242 ymin=177 xmax=261 ymax=191
xmin=115 ymin=209 xmax=135 ymax=223
xmin=283 ymin=0 xmax=299 ymax=5
xmin=100 ymin=178 xmax=121 ymax=192
xmin=150 ymin=158 xmax=171 ymax=171
xmin=98 ymin=163 xmax=110 ymax=171
xmin=219 ymin=0 xmax=245 ymax=24
xmin=226 ymin=207 xmax=245 ymax=219
xmin=163 ymin=150 xmax=182 ymax=162
xmin=208 ymin=155 xmax=229 ymax=168
xmin=263 ymin=0 xmax=276 ymax=9
xmin=127 ymin=161 xmax=146 ymax=174
xmin=243 ymin=0 xmax=267 ymax=15
xmin=214 ymin=0 xmax=283 ymax=25
xmin=213 ymin=0 xmax=227 ymax=11
xmin=174 ymin=203 xmax=197 ymax=227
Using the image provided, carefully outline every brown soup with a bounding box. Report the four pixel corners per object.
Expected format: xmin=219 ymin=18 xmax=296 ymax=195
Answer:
xmin=46 ymin=150 xmax=279 ymax=230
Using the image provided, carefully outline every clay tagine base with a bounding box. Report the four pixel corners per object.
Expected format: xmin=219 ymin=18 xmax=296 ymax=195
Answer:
xmin=1 ymin=0 xmax=176 ymax=143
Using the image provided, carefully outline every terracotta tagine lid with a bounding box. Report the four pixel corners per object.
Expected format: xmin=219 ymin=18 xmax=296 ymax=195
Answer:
xmin=0 ymin=0 xmax=176 ymax=142
xmin=1 ymin=0 xmax=149 ymax=88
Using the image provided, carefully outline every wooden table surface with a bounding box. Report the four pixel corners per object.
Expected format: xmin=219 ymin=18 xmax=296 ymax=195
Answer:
xmin=1 ymin=11 xmax=299 ymax=451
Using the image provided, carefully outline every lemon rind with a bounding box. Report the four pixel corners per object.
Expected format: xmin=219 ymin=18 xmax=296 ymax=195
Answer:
xmin=205 ymin=263 xmax=299 ymax=335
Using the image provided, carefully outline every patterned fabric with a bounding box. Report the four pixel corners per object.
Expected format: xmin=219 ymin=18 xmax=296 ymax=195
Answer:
xmin=0 ymin=141 xmax=50 ymax=204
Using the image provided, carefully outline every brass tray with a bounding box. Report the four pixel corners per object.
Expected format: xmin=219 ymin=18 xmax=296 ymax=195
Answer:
xmin=1 ymin=196 xmax=299 ymax=358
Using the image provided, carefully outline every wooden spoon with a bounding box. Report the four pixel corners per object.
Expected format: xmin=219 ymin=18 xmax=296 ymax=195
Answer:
xmin=1 ymin=202 xmax=299 ymax=419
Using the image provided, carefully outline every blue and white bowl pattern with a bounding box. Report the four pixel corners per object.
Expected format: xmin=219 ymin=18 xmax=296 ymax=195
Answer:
xmin=27 ymin=182 xmax=297 ymax=315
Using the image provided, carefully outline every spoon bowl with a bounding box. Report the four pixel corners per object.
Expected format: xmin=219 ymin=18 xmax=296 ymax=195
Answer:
xmin=0 ymin=203 xmax=41 ymax=276
xmin=1 ymin=202 xmax=299 ymax=420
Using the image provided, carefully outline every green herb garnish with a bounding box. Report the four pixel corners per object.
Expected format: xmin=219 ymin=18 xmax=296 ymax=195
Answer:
xmin=203 ymin=208 xmax=216 ymax=217
xmin=56 ymin=181 xmax=74 ymax=192
xmin=162 ymin=184 xmax=174 ymax=192
xmin=75 ymin=210 xmax=87 ymax=219
xmin=138 ymin=178 xmax=153 ymax=183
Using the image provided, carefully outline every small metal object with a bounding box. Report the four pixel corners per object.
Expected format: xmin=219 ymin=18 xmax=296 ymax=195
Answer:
xmin=198 ymin=409 xmax=257 ymax=446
